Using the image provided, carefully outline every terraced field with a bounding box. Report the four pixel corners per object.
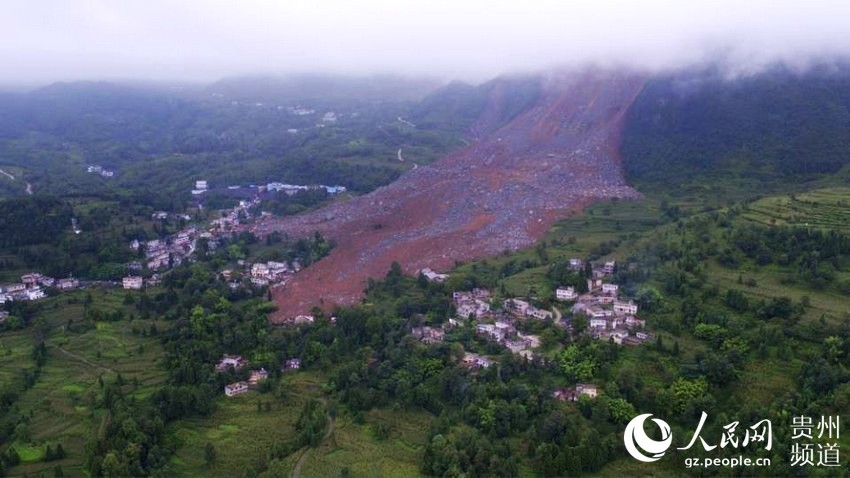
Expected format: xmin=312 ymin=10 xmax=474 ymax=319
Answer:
xmin=743 ymin=187 xmax=850 ymax=233
xmin=0 ymin=289 xmax=168 ymax=477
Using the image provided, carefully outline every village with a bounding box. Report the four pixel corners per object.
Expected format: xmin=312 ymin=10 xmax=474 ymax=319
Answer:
xmin=403 ymin=258 xmax=654 ymax=404
xmin=0 ymin=178 xmax=309 ymax=308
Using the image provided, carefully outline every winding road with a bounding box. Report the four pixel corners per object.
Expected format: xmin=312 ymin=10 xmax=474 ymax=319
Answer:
xmin=0 ymin=168 xmax=33 ymax=194
xmin=397 ymin=148 xmax=418 ymax=170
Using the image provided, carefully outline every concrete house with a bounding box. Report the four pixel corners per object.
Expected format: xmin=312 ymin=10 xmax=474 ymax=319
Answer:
xmin=614 ymin=300 xmax=638 ymax=316
xmin=556 ymin=286 xmax=578 ymax=301
xmin=225 ymin=381 xmax=249 ymax=397
xmin=215 ymin=354 xmax=246 ymax=371
xmin=122 ymin=276 xmax=144 ymax=290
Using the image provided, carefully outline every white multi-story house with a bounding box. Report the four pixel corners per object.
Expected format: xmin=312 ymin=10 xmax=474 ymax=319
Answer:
xmin=224 ymin=381 xmax=249 ymax=397
xmin=23 ymin=288 xmax=46 ymax=301
xmin=602 ymin=283 xmax=619 ymax=295
xmin=556 ymin=287 xmax=578 ymax=301
xmin=529 ymin=307 xmax=553 ymax=320
xmin=614 ymin=300 xmax=638 ymax=316
xmin=56 ymin=277 xmax=80 ymax=290
xmin=122 ymin=276 xmax=144 ymax=290
xmin=504 ymin=298 xmax=531 ymax=316
xmin=251 ymin=263 xmax=270 ymax=279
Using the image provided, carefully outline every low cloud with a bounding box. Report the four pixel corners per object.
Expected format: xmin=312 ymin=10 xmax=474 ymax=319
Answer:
xmin=2 ymin=0 xmax=849 ymax=85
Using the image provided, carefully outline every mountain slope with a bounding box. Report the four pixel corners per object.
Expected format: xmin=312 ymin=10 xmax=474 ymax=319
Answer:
xmin=253 ymin=70 xmax=645 ymax=319
xmin=622 ymin=66 xmax=850 ymax=199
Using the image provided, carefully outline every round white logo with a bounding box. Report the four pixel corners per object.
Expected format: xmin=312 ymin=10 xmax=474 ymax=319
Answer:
xmin=624 ymin=413 xmax=673 ymax=462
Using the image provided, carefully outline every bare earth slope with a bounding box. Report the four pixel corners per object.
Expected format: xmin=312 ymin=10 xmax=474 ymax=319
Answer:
xmin=254 ymin=71 xmax=645 ymax=321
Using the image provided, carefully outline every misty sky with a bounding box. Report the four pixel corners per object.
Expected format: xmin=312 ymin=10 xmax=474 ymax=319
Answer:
xmin=3 ymin=0 xmax=850 ymax=86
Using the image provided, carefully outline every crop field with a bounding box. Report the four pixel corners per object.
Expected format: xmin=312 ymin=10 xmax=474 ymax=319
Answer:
xmin=298 ymin=407 xmax=431 ymax=478
xmin=743 ymin=187 xmax=850 ymax=233
xmin=167 ymin=371 xmax=430 ymax=478
xmin=0 ymin=288 xmax=168 ymax=477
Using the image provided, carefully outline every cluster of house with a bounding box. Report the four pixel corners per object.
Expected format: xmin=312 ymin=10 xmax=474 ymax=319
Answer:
xmin=216 ymin=354 xmax=301 ymax=397
xmin=450 ymin=288 xmax=546 ymax=363
xmin=131 ymin=206 xmax=234 ymax=273
xmin=264 ymin=182 xmax=347 ymax=196
xmin=476 ymin=320 xmax=541 ymax=360
xmin=0 ymin=273 xmax=80 ymax=304
xmin=246 ymin=260 xmax=300 ymax=287
xmin=151 ymin=211 xmax=191 ymax=221
xmin=420 ymin=268 xmax=449 ymax=283
xmin=503 ymin=298 xmax=554 ymax=321
xmin=210 ymin=197 xmax=260 ymax=234
xmin=131 ymin=228 xmax=202 ymax=271
xmin=558 ymin=259 xmax=654 ymax=346
xmin=286 ymin=106 xmax=315 ymax=116
xmin=453 ymin=289 xmax=492 ymax=319
xmin=410 ymin=325 xmax=448 ymax=345
xmin=86 ymin=165 xmax=114 ymax=178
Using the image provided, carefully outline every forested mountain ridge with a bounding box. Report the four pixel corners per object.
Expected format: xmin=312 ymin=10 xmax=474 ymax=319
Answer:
xmin=622 ymin=65 xmax=850 ymax=199
xmin=0 ymin=76 xmax=471 ymax=203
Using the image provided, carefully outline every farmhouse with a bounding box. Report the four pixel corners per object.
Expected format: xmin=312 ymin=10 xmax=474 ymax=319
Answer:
xmin=21 ymin=273 xmax=44 ymax=288
xmin=57 ymin=278 xmax=80 ymax=290
xmin=461 ymin=353 xmax=492 ymax=369
xmin=215 ymin=354 xmax=246 ymax=371
xmin=122 ymin=276 xmax=144 ymax=290
xmin=576 ymin=383 xmax=599 ymax=399
xmin=23 ymin=288 xmax=46 ymax=301
xmin=553 ymin=383 xmax=600 ymax=402
xmin=411 ymin=326 xmax=445 ymax=344
xmin=251 ymin=263 xmax=270 ymax=279
xmin=5 ymin=283 xmax=25 ymax=293
xmin=602 ymin=283 xmax=619 ymax=295
xmin=555 ymin=286 xmax=578 ymax=301
xmin=284 ymin=358 xmax=301 ymax=371
xmin=613 ymin=300 xmax=638 ymax=316
xmin=504 ymin=298 xmax=531 ymax=315
xmin=224 ymin=382 xmax=249 ymax=397
xmin=249 ymin=368 xmax=269 ymax=385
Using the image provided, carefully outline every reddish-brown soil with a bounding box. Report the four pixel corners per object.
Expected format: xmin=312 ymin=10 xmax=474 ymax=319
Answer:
xmin=254 ymin=70 xmax=645 ymax=321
